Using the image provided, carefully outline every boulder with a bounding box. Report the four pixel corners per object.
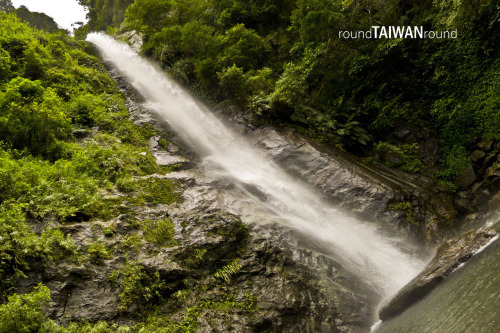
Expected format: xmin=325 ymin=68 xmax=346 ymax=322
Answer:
xmin=454 ymin=165 xmax=476 ymax=187
xmin=477 ymin=140 xmax=493 ymax=152
xmin=379 ymin=228 xmax=498 ymax=321
xmin=489 ymin=191 xmax=500 ymax=210
xmin=470 ymin=150 xmax=485 ymax=163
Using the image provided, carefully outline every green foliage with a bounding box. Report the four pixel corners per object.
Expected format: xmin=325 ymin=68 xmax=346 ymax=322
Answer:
xmin=118 ymin=261 xmax=167 ymax=310
xmin=125 ymin=0 xmax=172 ymax=32
xmin=0 ymin=150 xmax=101 ymax=221
xmin=217 ymin=64 xmax=248 ymax=106
xmin=0 ymin=78 xmax=70 ymax=158
xmin=15 ymin=6 xmax=62 ymax=33
xmin=121 ymin=234 xmax=143 ymax=254
xmin=103 ymin=223 xmax=117 ymax=237
xmin=171 ymin=289 xmax=190 ymax=306
xmin=108 ymin=270 xmax=119 ymax=287
xmin=81 ymin=0 xmax=499 ymax=178
xmin=0 ymin=203 xmax=78 ymax=294
xmin=143 ymin=218 xmax=177 ymax=247
xmin=179 ymin=248 xmax=207 ymax=268
xmin=71 ymin=139 xmax=160 ymax=183
xmin=0 ymin=283 xmax=59 ymax=333
xmin=86 ymin=240 xmax=113 ymax=264
xmin=79 ymin=0 xmax=134 ymax=32
xmin=389 ymin=201 xmax=417 ymax=226
xmin=436 ymin=145 xmax=471 ymax=190
xmin=136 ymin=177 xmax=182 ymax=205
xmin=213 ymin=260 xmax=242 ymax=283
xmin=0 ymin=0 xmax=13 ymax=13
xmin=374 ymin=142 xmax=425 ymax=173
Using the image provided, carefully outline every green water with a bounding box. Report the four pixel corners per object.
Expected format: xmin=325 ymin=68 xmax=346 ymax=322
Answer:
xmin=377 ymin=237 xmax=500 ymax=333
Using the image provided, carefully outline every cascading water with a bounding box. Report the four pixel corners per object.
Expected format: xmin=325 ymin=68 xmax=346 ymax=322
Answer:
xmin=87 ymin=33 xmax=428 ymax=299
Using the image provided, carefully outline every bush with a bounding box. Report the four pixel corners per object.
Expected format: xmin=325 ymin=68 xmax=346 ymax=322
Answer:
xmin=0 ymin=77 xmax=70 ymax=158
xmin=143 ymin=218 xmax=177 ymax=247
xmin=118 ymin=261 xmax=167 ymax=310
xmin=374 ymin=142 xmax=424 ymax=173
xmin=0 ymin=283 xmax=59 ymax=333
xmin=86 ymin=240 xmax=113 ymax=264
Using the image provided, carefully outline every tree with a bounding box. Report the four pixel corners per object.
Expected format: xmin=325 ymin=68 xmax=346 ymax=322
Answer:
xmin=15 ymin=6 xmax=60 ymax=33
xmin=125 ymin=0 xmax=172 ymax=32
xmin=0 ymin=0 xmax=13 ymax=13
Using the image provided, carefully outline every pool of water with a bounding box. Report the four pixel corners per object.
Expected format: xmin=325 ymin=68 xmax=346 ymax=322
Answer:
xmin=376 ymin=236 xmax=500 ymax=333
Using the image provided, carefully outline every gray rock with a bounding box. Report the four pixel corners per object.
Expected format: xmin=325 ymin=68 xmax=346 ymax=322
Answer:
xmin=252 ymin=128 xmax=455 ymax=238
xmin=485 ymin=162 xmax=500 ymax=180
xmin=477 ymin=140 xmax=493 ymax=152
xmin=470 ymin=150 xmax=485 ymax=163
xmin=152 ymin=151 xmax=189 ymax=167
xmin=489 ymin=191 xmax=500 ymax=210
xmin=394 ymin=128 xmax=411 ymax=139
xmin=148 ymin=135 xmax=161 ymax=150
xmin=479 ymin=153 xmax=497 ymax=175
xmin=379 ymin=228 xmax=498 ymax=321
xmin=120 ymin=31 xmax=143 ymax=53
xmin=167 ymin=143 xmax=180 ymax=153
xmin=454 ymin=165 xmax=476 ymax=187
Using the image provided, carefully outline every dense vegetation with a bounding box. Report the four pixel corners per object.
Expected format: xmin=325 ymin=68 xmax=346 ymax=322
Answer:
xmin=80 ymin=0 xmax=499 ymax=188
xmin=0 ymin=7 xmax=263 ymax=331
xmin=0 ymin=0 xmax=498 ymax=331
xmin=13 ymin=6 xmax=62 ymax=33
xmin=0 ymin=9 xmax=204 ymax=331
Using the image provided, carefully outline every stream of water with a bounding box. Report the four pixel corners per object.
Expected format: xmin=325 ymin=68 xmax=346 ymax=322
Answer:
xmin=87 ymin=32 xmax=427 ymax=300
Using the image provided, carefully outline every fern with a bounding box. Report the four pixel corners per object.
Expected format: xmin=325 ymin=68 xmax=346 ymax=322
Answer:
xmin=213 ymin=260 xmax=242 ymax=283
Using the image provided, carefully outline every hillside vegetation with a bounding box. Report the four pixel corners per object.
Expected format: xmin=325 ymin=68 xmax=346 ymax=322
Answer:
xmin=0 ymin=11 xmax=195 ymax=331
xmin=79 ymin=0 xmax=499 ymax=189
xmin=1 ymin=9 xmax=334 ymax=332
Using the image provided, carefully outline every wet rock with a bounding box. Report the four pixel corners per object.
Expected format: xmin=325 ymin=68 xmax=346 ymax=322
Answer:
xmin=120 ymin=30 xmax=143 ymax=52
xmin=152 ymin=151 xmax=189 ymax=167
xmin=485 ymin=162 xmax=500 ymax=180
xmin=254 ymin=128 xmax=399 ymax=224
xmin=454 ymin=165 xmax=476 ymax=187
xmin=394 ymin=128 xmax=411 ymax=140
xmin=148 ymin=135 xmax=161 ymax=150
xmin=379 ymin=228 xmax=498 ymax=321
xmin=470 ymin=150 xmax=485 ymax=163
xmin=477 ymin=140 xmax=493 ymax=152
xmin=489 ymin=191 xmax=500 ymax=210
xmin=252 ymin=128 xmax=455 ymax=239
xmin=167 ymin=143 xmax=180 ymax=154
xmin=479 ymin=153 xmax=497 ymax=175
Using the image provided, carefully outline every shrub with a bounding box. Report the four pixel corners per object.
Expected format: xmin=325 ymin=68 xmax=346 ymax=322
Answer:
xmin=0 ymin=283 xmax=59 ymax=333
xmin=86 ymin=240 xmax=113 ymax=264
xmin=0 ymin=77 xmax=70 ymax=158
xmin=143 ymin=218 xmax=177 ymax=247
xmin=118 ymin=261 xmax=167 ymax=310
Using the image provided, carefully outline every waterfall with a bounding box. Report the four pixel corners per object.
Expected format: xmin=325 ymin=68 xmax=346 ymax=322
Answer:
xmin=87 ymin=32 xmax=428 ymax=297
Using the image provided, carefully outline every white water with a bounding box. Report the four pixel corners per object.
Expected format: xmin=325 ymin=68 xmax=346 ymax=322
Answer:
xmin=88 ymin=33 xmax=427 ymax=297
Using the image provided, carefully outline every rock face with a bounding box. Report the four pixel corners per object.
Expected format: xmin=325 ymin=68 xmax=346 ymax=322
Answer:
xmin=28 ymin=40 xmax=485 ymax=332
xmin=248 ymin=127 xmax=455 ymax=241
xmin=12 ymin=57 xmax=386 ymax=332
xmin=379 ymin=228 xmax=499 ymax=321
xmin=24 ymin=208 xmax=373 ymax=331
xmin=455 ymin=165 xmax=476 ymax=187
xmin=456 ymin=139 xmax=500 ymax=213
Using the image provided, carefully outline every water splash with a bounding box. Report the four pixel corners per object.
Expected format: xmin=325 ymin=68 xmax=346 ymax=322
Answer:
xmin=87 ymin=32 xmax=428 ymax=296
